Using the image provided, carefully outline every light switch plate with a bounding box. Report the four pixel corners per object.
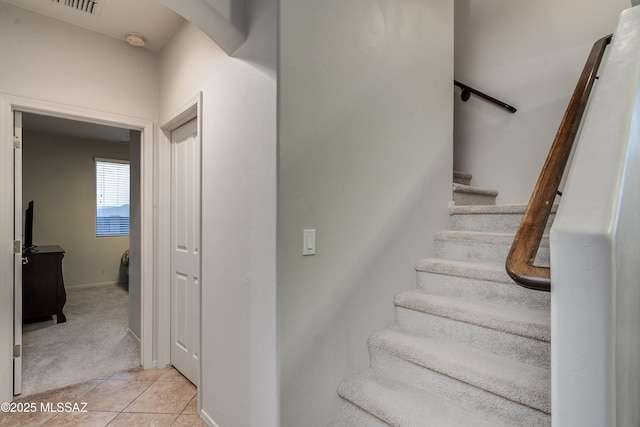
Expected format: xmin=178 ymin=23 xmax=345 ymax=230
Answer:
xmin=303 ymin=229 xmax=316 ymax=255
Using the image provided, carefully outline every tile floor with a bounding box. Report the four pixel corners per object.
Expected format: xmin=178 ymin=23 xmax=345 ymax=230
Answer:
xmin=1 ymin=366 xmax=206 ymax=427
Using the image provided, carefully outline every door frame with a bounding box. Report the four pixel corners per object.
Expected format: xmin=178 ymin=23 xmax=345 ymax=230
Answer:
xmin=157 ymin=93 xmax=202 ymax=388
xmin=13 ymin=111 xmax=23 ymax=396
xmin=0 ymin=94 xmax=155 ymax=402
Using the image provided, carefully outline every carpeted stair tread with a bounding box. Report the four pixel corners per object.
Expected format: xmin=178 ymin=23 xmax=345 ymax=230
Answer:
xmin=336 ymin=370 xmax=506 ymax=427
xmin=452 ymin=183 xmax=498 ymax=196
xmin=414 ymin=258 xmax=550 ymax=311
xmin=435 ymin=230 xmax=545 ymax=244
xmin=332 ymin=191 xmax=553 ymax=425
xmin=449 ymin=204 xmax=558 ymax=234
xmin=369 ymin=328 xmax=551 ymax=414
xmin=333 ymin=400 xmax=392 ymax=427
xmin=451 ymin=204 xmax=526 ymax=214
xmin=449 ymin=204 xmax=558 ymax=215
xmin=452 ymin=183 xmax=498 ymax=206
xmin=394 ymin=290 xmax=550 ymax=342
xmin=434 ymin=230 xmax=549 ymax=265
xmin=415 ymin=258 xmax=513 ymax=283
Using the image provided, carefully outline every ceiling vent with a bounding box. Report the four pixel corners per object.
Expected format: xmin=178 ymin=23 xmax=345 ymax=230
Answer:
xmin=51 ymin=0 xmax=101 ymax=15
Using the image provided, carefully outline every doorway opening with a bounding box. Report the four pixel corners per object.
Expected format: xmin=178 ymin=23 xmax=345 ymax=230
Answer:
xmin=0 ymin=95 xmax=156 ymax=401
xmin=17 ymin=112 xmax=142 ymax=396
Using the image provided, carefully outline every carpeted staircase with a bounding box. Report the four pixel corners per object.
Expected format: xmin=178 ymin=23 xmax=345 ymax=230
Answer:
xmin=333 ymin=171 xmax=552 ymax=427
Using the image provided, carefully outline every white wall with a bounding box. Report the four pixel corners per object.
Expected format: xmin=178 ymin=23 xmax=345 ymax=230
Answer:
xmin=22 ymin=130 xmax=130 ymax=287
xmin=454 ymin=0 xmax=629 ymax=204
xmin=551 ymin=7 xmax=640 ymax=426
xmin=0 ymin=3 xmax=157 ymax=403
xmin=278 ymin=0 xmax=453 ymax=425
xmin=0 ymin=4 xmax=158 ymax=119
xmin=158 ymin=0 xmax=277 ymax=424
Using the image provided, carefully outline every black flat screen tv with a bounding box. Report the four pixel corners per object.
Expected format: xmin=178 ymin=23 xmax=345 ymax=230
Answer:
xmin=24 ymin=200 xmax=34 ymax=250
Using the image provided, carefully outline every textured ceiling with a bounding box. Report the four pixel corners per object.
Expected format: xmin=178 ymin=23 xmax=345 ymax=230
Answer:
xmin=1 ymin=0 xmax=184 ymax=51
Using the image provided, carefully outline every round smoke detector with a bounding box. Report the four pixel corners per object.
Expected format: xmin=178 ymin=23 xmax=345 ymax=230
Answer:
xmin=126 ymin=33 xmax=146 ymax=47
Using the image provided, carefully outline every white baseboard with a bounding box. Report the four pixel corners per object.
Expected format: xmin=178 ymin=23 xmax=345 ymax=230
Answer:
xmin=126 ymin=328 xmax=141 ymax=343
xmin=200 ymin=409 xmax=219 ymax=427
xmin=65 ymin=281 xmax=120 ymax=289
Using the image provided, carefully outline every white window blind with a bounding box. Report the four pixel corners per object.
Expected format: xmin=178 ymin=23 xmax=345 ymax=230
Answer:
xmin=96 ymin=158 xmax=130 ymax=237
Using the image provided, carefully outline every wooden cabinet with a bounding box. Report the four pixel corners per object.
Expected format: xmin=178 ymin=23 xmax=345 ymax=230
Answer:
xmin=22 ymin=245 xmax=67 ymax=323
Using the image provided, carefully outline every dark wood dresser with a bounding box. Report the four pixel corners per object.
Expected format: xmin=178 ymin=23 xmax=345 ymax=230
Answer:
xmin=22 ymin=245 xmax=67 ymax=323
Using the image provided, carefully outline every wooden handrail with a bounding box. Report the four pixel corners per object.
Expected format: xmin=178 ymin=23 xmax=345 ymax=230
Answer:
xmin=505 ymin=34 xmax=612 ymax=291
xmin=454 ymin=81 xmax=517 ymax=113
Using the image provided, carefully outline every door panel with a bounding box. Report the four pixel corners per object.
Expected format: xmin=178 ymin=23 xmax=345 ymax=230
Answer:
xmin=170 ymin=118 xmax=200 ymax=385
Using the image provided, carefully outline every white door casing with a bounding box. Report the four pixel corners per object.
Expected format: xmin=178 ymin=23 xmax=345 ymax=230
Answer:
xmin=1 ymin=95 xmax=154 ymax=404
xmin=170 ymin=117 xmax=200 ymax=385
xmin=13 ymin=111 xmax=22 ymax=396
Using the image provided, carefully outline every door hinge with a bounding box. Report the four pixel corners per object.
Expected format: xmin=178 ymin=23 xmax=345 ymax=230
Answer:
xmin=13 ymin=240 xmax=21 ymax=254
xmin=13 ymin=345 xmax=21 ymax=358
xmin=13 ymin=136 xmax=21 ymax=149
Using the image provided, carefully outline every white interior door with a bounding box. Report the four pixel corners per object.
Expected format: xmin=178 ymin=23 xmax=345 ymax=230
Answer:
xmin=170 ymin=118 xmax=200 ymax=385
xmin=13 ymin=111 xmax=22 ymax=396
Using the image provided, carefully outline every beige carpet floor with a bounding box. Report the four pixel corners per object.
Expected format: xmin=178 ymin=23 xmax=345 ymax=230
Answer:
xmin=20 ymin=284 xmax=140 ymax=397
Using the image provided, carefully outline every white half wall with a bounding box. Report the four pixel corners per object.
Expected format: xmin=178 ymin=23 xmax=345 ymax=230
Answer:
xmin=454 ymin=0 xmax=629 ymax=204
xmin=158 ymin=0 xmax=277 ymax=424
xmin=278 ymin=0 xmax=453 ymax=425
xmin=551 ymin=7 xmax=640 ymax=426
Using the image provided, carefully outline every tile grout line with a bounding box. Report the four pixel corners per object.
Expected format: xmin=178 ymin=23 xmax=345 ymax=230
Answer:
xmin=8 ymin=366 xmax=202 ymax=427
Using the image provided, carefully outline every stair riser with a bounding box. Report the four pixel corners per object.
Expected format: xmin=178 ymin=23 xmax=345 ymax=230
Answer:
xmin=395 ymin=307 xmax=550 ymax=368
xmin=451 ymin=213 xmax=555 ymax=234
xmin=453 ymin=192 xmax=496 ymax=206
xmin=333 ymin=400 xmax=391 ymax=427
xmin=434 ymin=236 xmax=549 ymax=265
xmin=453 ymin=172 xmax=472 ymax=186
xmin=417 ymin=271 xmax=550 ymax=311
xmin=369 ymin=350 xmax=550 ymax=427
xmin=453 ymin=177 xmax=471 ymax=186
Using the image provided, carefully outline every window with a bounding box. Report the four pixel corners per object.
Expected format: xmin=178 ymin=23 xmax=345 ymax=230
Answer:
xmin=96 ymin=158 xmax=130 ymax=237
